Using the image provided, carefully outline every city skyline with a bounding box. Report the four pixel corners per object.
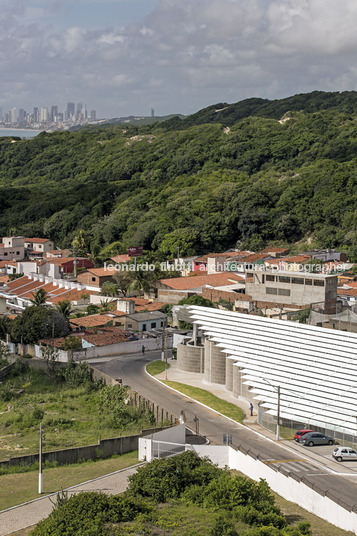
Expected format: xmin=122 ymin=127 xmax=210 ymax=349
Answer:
xmin=2 ymin=1 xmax=357 ymax=118
xmin=0 ymin=101 xmax=96 ymax=128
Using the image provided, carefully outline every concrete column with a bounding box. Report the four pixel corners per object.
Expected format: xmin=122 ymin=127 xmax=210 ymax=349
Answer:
xmin=204 ymin=339 xmax=226 ymax=384
xmin=225 ymin=358 xmax=234 ymax=391
xmin=193 ymin=323 xmax=198 ymax=345
xmin=232 ymin=365 xmax=242 ymax=397
xmin=177 ymin=342 xmax=204 ymax=373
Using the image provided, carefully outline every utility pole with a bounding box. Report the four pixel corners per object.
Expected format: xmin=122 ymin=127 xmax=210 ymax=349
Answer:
xmin=276 ymin=385 xmax=281 ymax=441
xmin=39 ymin=422 xmax=43 ymax=493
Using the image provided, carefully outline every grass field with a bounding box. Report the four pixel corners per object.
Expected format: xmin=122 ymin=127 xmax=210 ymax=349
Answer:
xmin=0 ymin=450 xmax=139 ymax=511
xmin=163 ymin=380 xmax=245 ymax=423
xmin=0 ymin=366 xmax=153 ymax=460
xmin=146 ymin=360 xmax=170 ymax=376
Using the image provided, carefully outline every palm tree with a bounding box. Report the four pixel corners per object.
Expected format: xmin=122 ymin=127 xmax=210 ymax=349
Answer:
xmin=129 ymin=270 xmax=156 ymax=296
xmin=55 ymin=300 xmax=74 ymax=321
xmin=30 ymin=288 xmax=48 ymax=306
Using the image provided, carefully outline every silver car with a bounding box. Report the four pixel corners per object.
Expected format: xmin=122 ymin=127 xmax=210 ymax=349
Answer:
xmin=332 ymin=447 xmax=357 ymax=462
xmin=299 ymin=432 xmax=334 ymax=446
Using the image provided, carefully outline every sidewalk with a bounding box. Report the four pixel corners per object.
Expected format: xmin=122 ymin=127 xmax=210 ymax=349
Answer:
xmin=157 ymin=359 xmax=264 ymax=427
xmin=156 ymin=359 xmax=357 ymax=475
xmin=0 ymin=464 xmax=142 ymax=536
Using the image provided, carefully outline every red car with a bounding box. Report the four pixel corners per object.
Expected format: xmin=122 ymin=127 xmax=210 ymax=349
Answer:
xmin=294 ymin=429 xmax=313 ymax=442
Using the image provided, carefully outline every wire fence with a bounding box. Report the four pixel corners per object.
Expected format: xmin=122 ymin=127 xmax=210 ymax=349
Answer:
xmin=258 ymin=407 xmax=357 ymax=448
xmin=152 ymin=440 xmax=186 ymax=459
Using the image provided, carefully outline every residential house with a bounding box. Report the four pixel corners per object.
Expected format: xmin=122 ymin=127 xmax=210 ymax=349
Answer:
xmin=260 ymin=247 xmax=289 ymax=258
xmin=46 ymin=249 xmax=72 ymax=258
xmin=156 ymin=272 xmax=244 ymax=304
xmin=0 ymin=237 xmax=25 ymax=261
xmin=246 ymin=269 xmax=338 ymax=314
xmin=24 ymin=238 xmax=54 ymax=257
xmin=115 ymin=311 xmax=167 ymax=332
xmin=77 ymin=267 xmax=116 ymax=289
xmin=70 ymin=314 xmax=114 ymax=330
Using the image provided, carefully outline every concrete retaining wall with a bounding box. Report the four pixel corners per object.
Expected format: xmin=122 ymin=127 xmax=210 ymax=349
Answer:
xmin=0 ymin=428 xmax=164 ymax=469
xmin=203 ymin=339 xmax=226 ymax=384
xmin=177 ymin=341 xmax=204 ymax=373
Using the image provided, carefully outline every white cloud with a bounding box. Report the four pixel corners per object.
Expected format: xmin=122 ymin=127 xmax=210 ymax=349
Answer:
xmin=2 ymin=0 xmax=357 ymax=117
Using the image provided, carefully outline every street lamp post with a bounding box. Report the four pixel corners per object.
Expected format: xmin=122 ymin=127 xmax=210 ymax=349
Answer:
xmin=39 ymin=422 xmax=44 ymax=494
xmin=262 ymin=378 xmax=281 ymax=441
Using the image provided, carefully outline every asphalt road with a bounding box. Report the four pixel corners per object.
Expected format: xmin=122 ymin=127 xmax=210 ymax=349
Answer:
xmin=90 ymin=351 xmax=357 ymax=512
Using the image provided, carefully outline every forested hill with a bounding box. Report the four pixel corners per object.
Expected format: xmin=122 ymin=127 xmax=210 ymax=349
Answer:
xmin=1 ymin=90 xmax=357 ymax=259
xmin=163 ymin=90 xmax=357 ymax=129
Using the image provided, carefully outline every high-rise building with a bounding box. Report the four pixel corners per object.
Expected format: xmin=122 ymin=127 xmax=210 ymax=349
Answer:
xmin=10 ymin=108 xmax=19 ymax=123
xmin=40 ymin=107 xmax=48 ymax=123
xmin=33 ymin=107 xmax=39 ymax=122
xmin=67 ymin=102 xmax=75 ymax=120
xmin=0 ymin=107 xmax=2 ymax=122
xmin=90 ymin=110 xmax=96 ymax=121
xmin=51 ymin=105 xmax=58 ymax=122
xmin=18 ymin=109 xmax=26 ymax=123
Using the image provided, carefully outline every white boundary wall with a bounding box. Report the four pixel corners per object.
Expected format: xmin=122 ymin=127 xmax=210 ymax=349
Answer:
xmin=139 ymin=427 xmax=357 ymax=534
xmin=191 ymin=445 xmax=357 ymax=535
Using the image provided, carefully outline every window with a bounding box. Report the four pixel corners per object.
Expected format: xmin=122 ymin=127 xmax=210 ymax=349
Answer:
xmin=91 ymin=277 xmax=96 ymax=282
xmin=313 ymin=280 xmax=325 ymax=286
xmin=4 ymin=252 xmax=7 ymax=256
xmin=266 ymin=287 xmax=277 ymax=295
xmin=151 ymin=322 xmax=156 ymax=328
xmin=127 ymin=323 xmax=132 ymax=328
xmin=142 ymin=324 xmax=147 ymax=331
xmin=262 ymin=274 xmax=265 ymax=284
xmin=160 ymin=321 xmax=164 ymax=327
xmin=16 ymin=251 xmax=20 ymax=255
xmin=278 ymin=276 xmax=290 ymax=283
xmin=292 ymin=277 xmax=304 ymax=284
xmin=247 ymin=273 xmax=253 ymax=278
xmin=266 ymin=274 xmax=275 ymax=282
xmin=305 ymin=279 xmax=312 ymax=285
xmin=278 ymin=288 xmax=290 ymax=296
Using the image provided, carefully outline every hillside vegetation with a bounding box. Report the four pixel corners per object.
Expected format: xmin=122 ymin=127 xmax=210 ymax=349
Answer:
xmin=1 ymin=91 xmax=357 ymax=257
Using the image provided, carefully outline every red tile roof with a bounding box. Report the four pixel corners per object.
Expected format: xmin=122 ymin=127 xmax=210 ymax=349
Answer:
xmin=25 ymin=237 xmax=52 ymax=244
xmin=239 ymin=253 xmax=269 ymax=263
xmin=0 ymin=275 xmax=9 ymax=284
xmin=110 ymin=254 xmax=131 ymax=263
xmin=70 ymin=314 xmax=114 ymax=328
xmin=194 ymin=252 xmax=236 ymax=263
xmin=83 ymin=267 xmax=116 ymax=277
xmin=260 ymin=247 xmax=289 ymax=254
xmin=136 ymin=302 xmax=166 ymax=312
xmin=337 ymin=288 xmax=357 ymax=297
xmin=267 ymin=255 xmax=312 ymax=265
xmin=159 ymin=272 xmax=243 ymax=290
xmin=48 ymin=289 xmax=97 ymax=305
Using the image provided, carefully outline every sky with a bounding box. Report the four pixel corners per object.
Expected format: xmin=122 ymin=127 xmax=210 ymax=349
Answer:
xmin=1 ymin=0 xmax=357 ymax=118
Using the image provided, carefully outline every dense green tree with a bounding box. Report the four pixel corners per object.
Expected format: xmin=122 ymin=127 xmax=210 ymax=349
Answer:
xmin=11 ymin=307 xmax=70 ymax=344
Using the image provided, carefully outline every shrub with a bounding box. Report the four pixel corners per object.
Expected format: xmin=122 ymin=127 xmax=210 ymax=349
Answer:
xmin=211 ymin=514 xmax=238 ymax=536
xmin=32 ymin=407 xmax=45 ymax=421
xmin=128 ymin=450 xmax=222 ymax=502
xmin=64 ymin=361 xmax=93 ymax=387
xmin=31 ymin=492 xmax=152 ymax=536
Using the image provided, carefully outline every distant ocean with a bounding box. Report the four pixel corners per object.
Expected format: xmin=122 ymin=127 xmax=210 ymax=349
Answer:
xmin=0 ymin=128 xmax=42 ymax=138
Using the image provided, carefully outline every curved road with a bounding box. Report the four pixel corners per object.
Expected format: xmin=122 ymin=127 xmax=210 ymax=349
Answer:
xmin=90 ymin=351 xmax=357 ymax=513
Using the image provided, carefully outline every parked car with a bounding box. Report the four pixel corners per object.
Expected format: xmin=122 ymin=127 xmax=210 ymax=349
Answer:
xmin=299 ymin=432 xmax=334 ymax=446
xmin=332 ymin=447 xmax=357 ymax=462
xmin=294 ymin=429 xmax=313 ymax=442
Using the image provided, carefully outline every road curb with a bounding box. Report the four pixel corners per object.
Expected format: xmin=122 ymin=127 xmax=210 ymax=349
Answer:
xmin=145 ymin=363 xmax=340 ymax=474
